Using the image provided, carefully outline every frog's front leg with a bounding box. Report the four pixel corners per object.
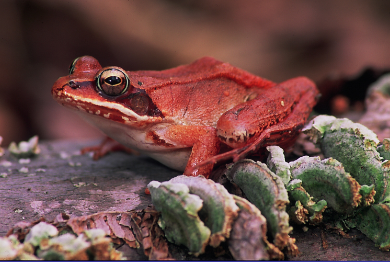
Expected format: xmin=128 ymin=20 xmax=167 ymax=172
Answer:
xmin=159 ymin=125 xmax=220 ymax=177
xmin=81 ymin=136 xmax=136 ymax=160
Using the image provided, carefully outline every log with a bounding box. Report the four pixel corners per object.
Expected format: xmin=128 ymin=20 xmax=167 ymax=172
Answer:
xmin=0 ymin=139 xmax=388 ymax=260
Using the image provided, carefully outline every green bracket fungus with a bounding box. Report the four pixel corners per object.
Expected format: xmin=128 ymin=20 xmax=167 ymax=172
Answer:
xmin=1 ymin=223 xmax=123 ymax=260
xmin=148 ymin=175 xmax=293 ymax=259
xmin=266 ymin=146 xmax=291 ymax=185
xmin=349 ymin=203 xmax=390 ymax=251
xmin=359 ymin=184 xmax=376 ymax=206
xmin=377 ymin=138 xmax=390 ymax=161
xmin=229 ymin=195 xmax=284 ymax=260
xmin=39 ymin=233 xmax=90 ymax=260
xmin=8 ymin=135 xmax=40 ymax=158
xmin=147 ymin=180 xmax=211 ymax=256
xmin=266 ymin=146 xmax=328 ymax=224
xmin=302 ymin=115 xmax=390 ymax=249
xmin=286 ymin=179 xmax=327 ymax=225
xmin=225 ymin=159 xmax=295 ymax=252
xmin=168 ymin=175 xmax=239 ymax=247
xmin=146 ymin=116 xmax=390 ymax=257
xmin=148 ymin=175 xmax=299 ymax=258
xmin=24 ymin=222 xmax=58 ymax=247
xmin=303 ymin=115 xmax=389 ymax=203
xmin=0 ymin=235 xmax=38 ymax=260
xmin=289 ymin=156 xmax=361 ymax=214
xmin=289 ymin=200 xmax=309 ymax=224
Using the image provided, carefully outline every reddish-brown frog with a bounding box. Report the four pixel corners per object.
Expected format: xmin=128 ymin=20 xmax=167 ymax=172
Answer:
xmin=52 ymin=56 xmax=319 ymax=178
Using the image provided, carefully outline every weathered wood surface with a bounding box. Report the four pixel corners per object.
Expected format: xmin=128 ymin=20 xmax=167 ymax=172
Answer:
xmin=0 ymin=140 xmax=389 ymax=260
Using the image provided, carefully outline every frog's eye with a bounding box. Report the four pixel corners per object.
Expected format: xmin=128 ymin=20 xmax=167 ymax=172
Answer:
xmin=69 ymin=56 xmax=101 ymax=74
xmin=96 ymin=68 xmax=129 ymax=96
xmin=69 ymin=57 xmax=80 ymax=74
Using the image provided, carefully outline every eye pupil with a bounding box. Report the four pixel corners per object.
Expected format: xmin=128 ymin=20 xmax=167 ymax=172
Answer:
xmin=105 ymin=76 xmax=122 ymax=85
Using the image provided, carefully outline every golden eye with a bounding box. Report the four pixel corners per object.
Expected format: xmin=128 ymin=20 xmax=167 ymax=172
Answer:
xmin=69 ymin=56 xmax=102 ymax=74
xmin=96 ymin=68 xmax=129 ymax=96
xmin=69 ymin=57 xmax=80 ymax=75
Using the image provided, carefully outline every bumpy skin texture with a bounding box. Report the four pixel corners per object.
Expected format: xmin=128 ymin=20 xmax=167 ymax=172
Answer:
xmin=52 ymin=56 xmax=319 ymax=178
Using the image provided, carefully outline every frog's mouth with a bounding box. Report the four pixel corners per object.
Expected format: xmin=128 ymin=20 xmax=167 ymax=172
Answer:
xmin=52 ymin=77 xmax=165 ymax=127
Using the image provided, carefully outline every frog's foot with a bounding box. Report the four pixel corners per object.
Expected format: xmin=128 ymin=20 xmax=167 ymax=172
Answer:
xmin=184 ymin=146 xmax=245 ymax=176
xmin=185 ymin=133 xmax=285 ymax=177
xmin=81 ymin=136 xmax=137 ymax=160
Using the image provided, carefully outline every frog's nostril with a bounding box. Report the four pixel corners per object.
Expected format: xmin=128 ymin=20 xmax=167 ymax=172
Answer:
xmin=68 ymin=80 xmax=80 ymax=89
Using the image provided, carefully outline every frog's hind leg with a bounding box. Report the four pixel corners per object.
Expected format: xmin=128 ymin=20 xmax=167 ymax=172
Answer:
xmin=184 ymin=146 xmax=246 ymax=176
xmin=81 ymin=136 xmax=136 ymax=160
xmin=234 ymin=78 xmax=318 ymax=160
xmin=187 ymin=77 xmax=319 ymax=176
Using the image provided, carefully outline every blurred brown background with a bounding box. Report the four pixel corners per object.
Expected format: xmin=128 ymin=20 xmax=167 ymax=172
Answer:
xmin=1 ymin=0 xmax=390 ymax=146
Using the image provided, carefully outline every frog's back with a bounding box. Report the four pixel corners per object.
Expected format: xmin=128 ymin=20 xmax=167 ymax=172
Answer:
xmin=127 ymin=57 xmax=273 ymax=126
xmin=137 ymin=57 xmax=223 ymax=79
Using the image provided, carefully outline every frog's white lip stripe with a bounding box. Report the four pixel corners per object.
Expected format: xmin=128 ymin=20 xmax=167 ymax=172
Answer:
xmin=62 ymin=91 xmax=151 ymax=122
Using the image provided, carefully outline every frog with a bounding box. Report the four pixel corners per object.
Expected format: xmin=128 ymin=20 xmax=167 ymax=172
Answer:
xmin=52 ymin=56 xmax=319 ymax=178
